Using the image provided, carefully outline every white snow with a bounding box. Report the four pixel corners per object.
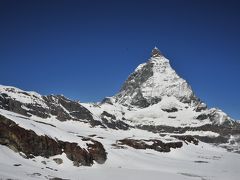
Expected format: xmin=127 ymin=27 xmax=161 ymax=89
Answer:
xmin=82 ymin=96 xmax=212 ymax=128
xmin=0 ymin=108 xmax=240 ymax=179
xmin=0 ymin=49 xmax=239 ymax=179
xmin=141 ymin=56 xmax=193 ymax=100
xmin=0 ymin=85 xmax=48 ymax=108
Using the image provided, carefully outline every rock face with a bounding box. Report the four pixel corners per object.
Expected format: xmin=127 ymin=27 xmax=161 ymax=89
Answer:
xmin=0 ymin=114 xmax=107 ymax=166
xmin=100 ymin=111 xmax=130 ymax=130
xmin=114 ymin=47 xmax=200 ymax=108
xmin=0 ymin=86 xmax=96 ymax=122
xmin=117 ymin=138 xmax=184 ymax=152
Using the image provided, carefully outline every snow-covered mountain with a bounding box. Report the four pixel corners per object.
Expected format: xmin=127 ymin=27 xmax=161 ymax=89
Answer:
xmin=0 ymin=47 xmax=240 ymax=180
xmin=114 ymin=47 xmax=199 ymax=107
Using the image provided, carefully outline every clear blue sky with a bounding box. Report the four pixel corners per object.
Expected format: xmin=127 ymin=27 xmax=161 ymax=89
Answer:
xmin=0 ymin=0 xmax=240 ymax=119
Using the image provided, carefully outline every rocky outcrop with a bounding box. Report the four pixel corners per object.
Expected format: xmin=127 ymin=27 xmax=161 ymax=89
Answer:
xmin=162 ymin=107 xmax=178 ymax=113
xmin=117 ymin=138 xmax=183 ymax=152
xmin=171 ymin=135 xmax=199 ymax=145
xmin=0 ymin=89 xmax=95 ymax=123
xmin=115 ymin=62 xmax=154 ymax=108
xmin=137 ymin=123 xmax=240 ymax=146
xmin=0 ymin=115 xmax=107 ymax=166
xmin=44 ymin=95 xmax=94 ymax=121
xmin=100 ymin=111 xmax=130 ymax=130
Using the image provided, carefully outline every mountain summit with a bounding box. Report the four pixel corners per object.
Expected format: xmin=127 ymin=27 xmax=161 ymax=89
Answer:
xmin=114 ymin=47 xmax=199 ymax=108
xmin=151 ymin=47 xmax=162 ymax=57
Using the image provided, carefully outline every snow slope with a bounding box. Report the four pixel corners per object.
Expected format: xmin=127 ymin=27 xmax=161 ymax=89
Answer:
xmin=0 ymin=109 xmax=240 ymax=180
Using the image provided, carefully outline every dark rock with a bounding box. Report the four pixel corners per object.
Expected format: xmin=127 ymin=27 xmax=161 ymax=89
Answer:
xmin=117 ymin=138 xmax=183 ymax=152
xmin=41 ymin=161 xmax=47 ymax=165
xmin=53 ymin=158 xmax=63 ymax=165
xmin=196 ymin=114 xmax=208 ymax=120
xmin=101 ymin=111 xmax=116 ymax=120
xmin=46 ymin=166 xmax=58 ymax=171
xmin=43 ymin=95 xmax=94 ymax=122
xmin=194 ymin=103 xmax=207 ymax=112
xmin=138 ymin=123 xmax=240 ymax=137
xmin=171 ymin=135 xmax=199 ymax=145
xmin=162 ymin=107 xmax=178 ymax=113
xmin=115 ymin=62 xmax=154 ymax=108
xmin=87 ymin=139 xmax=107 ymax=164
xmin=0 ymin=92 xmax=95 ymax=123
xmin=194 ymin=161 xmax=208 ymax=163
xmin=56 ymin=95 xmax=93 ymax=121
xmin=50 ymin=178 xmax=70 ymax=180
xmin=13 ymin=164 xmax=22 ymax=166
xmin=0 ymin=115 xmax=107 ymax=166
xmin=60 ymin=142 xmax=92 ymax=166
xmin=25 ymin=103 xmax=50 ymax=118
xmin=100 ymin=111 xmax=130 ymax=130
xmin=89 ymin=119 xmax=105 ymax=128
xmin=151 ymin=47 xmax=162 ymax=57
xmin=101 ymin=97 xmax=114 ymax=105
xmin=193 ymin=135 xmax=228 ymax=144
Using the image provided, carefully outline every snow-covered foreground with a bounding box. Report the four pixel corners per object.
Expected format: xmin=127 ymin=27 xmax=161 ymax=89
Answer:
xmin=0 ymin=109 xmax=240 ymax=180
xmin=1 ymin=140 xmax=240 ymax=180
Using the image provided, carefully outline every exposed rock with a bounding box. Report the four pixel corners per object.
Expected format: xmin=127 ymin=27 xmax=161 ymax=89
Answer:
xmin=0 ymin=114 xmax=62 ymax=158
xmin=171 ymin=135 xmax=199 ymax=145
xmin=101 ymin=97 xmax=114 ymax=105
xmin=87 ymin=139 xmax=107 ymax=164
xmin=114 ymin=62 xmax=154 ymax=108
xmin=89 ymin=119 xmax=105 ymax=128
xmin=0 ymin=95 xmax=30 ymax=117
xmin=193 ymin=136 xmax=228 ymax=144
xmin=56 ymin=95 xmax=93 ymax=121
xmin=101 ymin=111 xmax=130 ymax=130
xmin=41 ymin=161 xmax=47 ymax=165
xmin=117 ymin=138 xmax=183 ymax=152
xmin=138 ymin=123 xmax=240 ymax=136
xmin=43 ymin=95 xmax=94 ymax=122
xmin=194 ymin=161 xmax=208 ymax=163
xmin=0 ymin=90 xmax=95 ymax=123
xmin=138 ymin=123 xmax=240 ymax=146
xmin=0 ymin=115 xmax=107 ymax=166
xmin=53 ymin=158 xmax=63 ymax=165
xmin=168 ymin=116 xmax=176 ymax=119
xmin=50 ymin=177 xmax=70 ymax=180
xmin=194 ymin=103 xmax=207 ymax=112
xmin=162 ymin=107 xmax=178 ymax=113
xmin=13 ymin=163 xmax=22 ymax=166
xmin=59 ymin=142 xmax=92 ymax=166
xmin=101 ymin=111 xmax=116 ymax=120
xmin=196 ymin=114 xmax=208 ymax=120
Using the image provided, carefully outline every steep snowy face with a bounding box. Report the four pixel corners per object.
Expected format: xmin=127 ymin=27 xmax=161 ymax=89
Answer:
xmin=114 ymin=47 xmax=199 ymax=108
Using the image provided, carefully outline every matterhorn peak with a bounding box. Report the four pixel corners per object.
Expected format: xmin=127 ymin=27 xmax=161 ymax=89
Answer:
xmin=151 ymin=46 xmax=163 ymax=57
xmin=114 ymin=47 xmax=200 ymax=108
